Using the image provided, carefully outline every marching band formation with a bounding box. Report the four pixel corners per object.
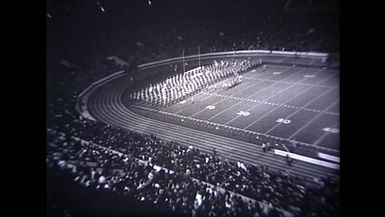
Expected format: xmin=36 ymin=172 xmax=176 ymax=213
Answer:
xmin=130 ymin=59 xmax=262 ymax=106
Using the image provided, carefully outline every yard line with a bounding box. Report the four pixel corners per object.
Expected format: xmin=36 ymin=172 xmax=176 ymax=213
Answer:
xmin=287 ymin=100 xmax=340 ymax=140
xmin=185 ymin=80 xmax=267 ymax=117
xmin=206 ymin=68 xmax=303 ymax=121
xmin=265 ymin=64 xmax=338 ymax=72
xmin=193 ymin=91 xmax=210 ymax=101
xmin=206 ymin=82 xmax=276 ymax=120
xmin=249 ymin=65 xmax=287 ymax=78
xmin=301 ymin=69 xmax=339 ymax=89
xmin=175 ymin=70 xmax=281 ymax=115
xmin=242 ymin=82 xmax=314 ymax=130
xmin=224 ymin=69 xmax=310 ymax=125
xmin=315 ymin=72 xmax=339 ymax=87
xmin=187 ymin=71 xmax=286 ymax=117
xmin=129 ymin=103 xmax=339 ymax=153
xmin=202 ymin=89 xmax=339 ymax=116
xmin=264 ymin=87 xmax=336 ymax=135
xmin=173 ymin=93 xmax=208 ymax=114
xmin=242 ymin=69 xmax=333 ymax=130
xmin=246 ymin=68 xmax=336 ymax=88
xmin=312 ymin=122 xmax=340 ymax=146
xmin=325 ymin=100 xmax=339 ymax=114
xmin=242 ymin=77 xmax=337 ymax=89
xmin=201 ymin=63 xmax=281 ymax=100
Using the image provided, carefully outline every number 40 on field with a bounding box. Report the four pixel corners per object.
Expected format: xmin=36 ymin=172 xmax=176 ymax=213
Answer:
xmin=276 ymin=118 xmax=291 ymax=124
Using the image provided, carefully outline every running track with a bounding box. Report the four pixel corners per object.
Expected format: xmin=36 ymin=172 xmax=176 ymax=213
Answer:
xmin=86 ymin=71 xmax=338 ymax=181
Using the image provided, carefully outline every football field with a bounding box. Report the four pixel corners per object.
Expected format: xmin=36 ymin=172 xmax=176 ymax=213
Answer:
xmin=130 ymin=63 xmax=339 ymax=155
xmin=85 ymin=53 xmax=340 ymax=179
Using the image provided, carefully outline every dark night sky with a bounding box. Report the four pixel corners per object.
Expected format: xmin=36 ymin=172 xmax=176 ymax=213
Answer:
xmin=47 ymin=0 xmax=339 ymax=67
xmin=47 ymin=0 xmax=338 ymax=31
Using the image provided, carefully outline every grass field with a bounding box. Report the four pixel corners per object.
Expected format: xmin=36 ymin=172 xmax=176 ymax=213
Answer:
xmin=129 ymin=62 xmax=339 ymax=157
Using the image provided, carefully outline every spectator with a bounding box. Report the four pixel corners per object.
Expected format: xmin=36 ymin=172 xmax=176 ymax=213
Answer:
xmin=262 ymin=143 xmax=266 ymax=152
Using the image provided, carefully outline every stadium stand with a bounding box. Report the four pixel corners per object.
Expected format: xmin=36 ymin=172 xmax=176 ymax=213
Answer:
xmin=47 ymin=89 xmax=339 ymax=217
xmin=47 ymin=1 xmax=339 ymax=216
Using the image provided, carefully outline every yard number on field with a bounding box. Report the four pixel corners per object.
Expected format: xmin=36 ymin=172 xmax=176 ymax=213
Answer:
xmin=206 ymin=105 xmax=216 ymax=110
xmin=322 ymin=127 xmax=339 ymax=133
xmin=304 ymin=75 xmax=316 ymax=78
xmin=237 ymin=111 xmax=250 ymax=116
xmin=276 ymin=118 xmax=291 ymax=124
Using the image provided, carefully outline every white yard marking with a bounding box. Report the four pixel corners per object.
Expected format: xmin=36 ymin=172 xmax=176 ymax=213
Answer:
xmin=237 ymin=111 xmax=250 ymax=116
xmin=304 ymin=74 xmax=316 ymax=78
xmin=173 ymin=93 xmax=206 ymax=113
xmin=242 ymin=70 xmax=338 ymax=90
xmin=275 ymin=118 xmax=291 ymax=124
xmin=206 ymin=105 xmax=216 ymax=110
xmin=264 ymin=87 xmax=336 ymax=134
xmin=129 ymin=104 xmax=339 ymax=153
xmin=180 ymin=100 xmax=187 ymax=104
xmin=313 ymin=122 xmax=340 ymax=146
xmin=242 ymin=71 xmax=320 ymax=130
xmin=322 ymin=127 xmax=339 ymax=133
xmin=273 ymin=71 xmax=282 ymax=75
xmin=188 ymin=72 xmax=281 ymax=118
xmin=287 ymin=101 xmax=340 ymax=140
xmin=314 ymin=72 xmax=339 ymax=88
xmin=198 ymin=91 xmax=217 ymax=102
xmin=207 ymin=68 xmax=298 ymax=121
xmin=224 ymin=70 xmax=308 ymax=125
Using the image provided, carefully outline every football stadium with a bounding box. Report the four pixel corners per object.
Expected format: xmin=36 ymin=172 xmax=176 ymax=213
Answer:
xmin=47 ymin=1 xmax=340 ymax=217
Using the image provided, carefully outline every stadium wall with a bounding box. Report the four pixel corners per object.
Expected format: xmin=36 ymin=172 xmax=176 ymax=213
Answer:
xmin=138 ymin=50 xmax=328 ymax=68
xmin=78 ymin=50 xmax=328 ymax=120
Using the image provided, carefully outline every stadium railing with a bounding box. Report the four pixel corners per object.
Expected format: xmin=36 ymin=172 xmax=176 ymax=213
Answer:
xmin=138 ymin=50 xmax=328 ymax=69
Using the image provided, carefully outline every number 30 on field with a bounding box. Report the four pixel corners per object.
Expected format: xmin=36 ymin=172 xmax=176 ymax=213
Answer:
xmin=276 ymin=118 xmax=291 ymax=124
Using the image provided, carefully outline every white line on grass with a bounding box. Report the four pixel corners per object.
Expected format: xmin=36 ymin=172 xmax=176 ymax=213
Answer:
xmin=129 ymin=104 xmax=339 ymax=153
xmin=206 ymin=68 xmax=299 ymax=121
xmin=317 ymin=72 xmax=339 ymax=87
xmin=187 ymin=72 xmax=281 ymax=118
xmin=242 ymin=83 xmax=314 ymax=130
xmin=224 ymin=69 xmax=308 ymax=125
xmin=264 ymin=87 xmax=337 ymax=135
xmin=242 ymin=68 xmax=336 ymax=130
xmin=312 ymin=122 xmax=340 ymax=146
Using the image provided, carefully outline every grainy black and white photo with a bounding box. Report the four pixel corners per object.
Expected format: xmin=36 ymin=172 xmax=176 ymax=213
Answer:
xmin=47 ymin=1 xmax=340 ymax=217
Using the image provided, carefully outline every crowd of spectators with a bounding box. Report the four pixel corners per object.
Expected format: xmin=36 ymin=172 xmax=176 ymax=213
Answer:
xmin=47 ymin=85 xmax=339 ymax=217
xmin=48 ymin=130 xmax=274 ymax=217
xmin=47 ymin=2 xmax=339 ymax=216
xmin=132 ymin=16 xmax=338 ymax=65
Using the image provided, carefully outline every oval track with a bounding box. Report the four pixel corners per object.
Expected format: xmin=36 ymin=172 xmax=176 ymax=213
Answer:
xmin=87 ymin=73 xmax=339 ymax=181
